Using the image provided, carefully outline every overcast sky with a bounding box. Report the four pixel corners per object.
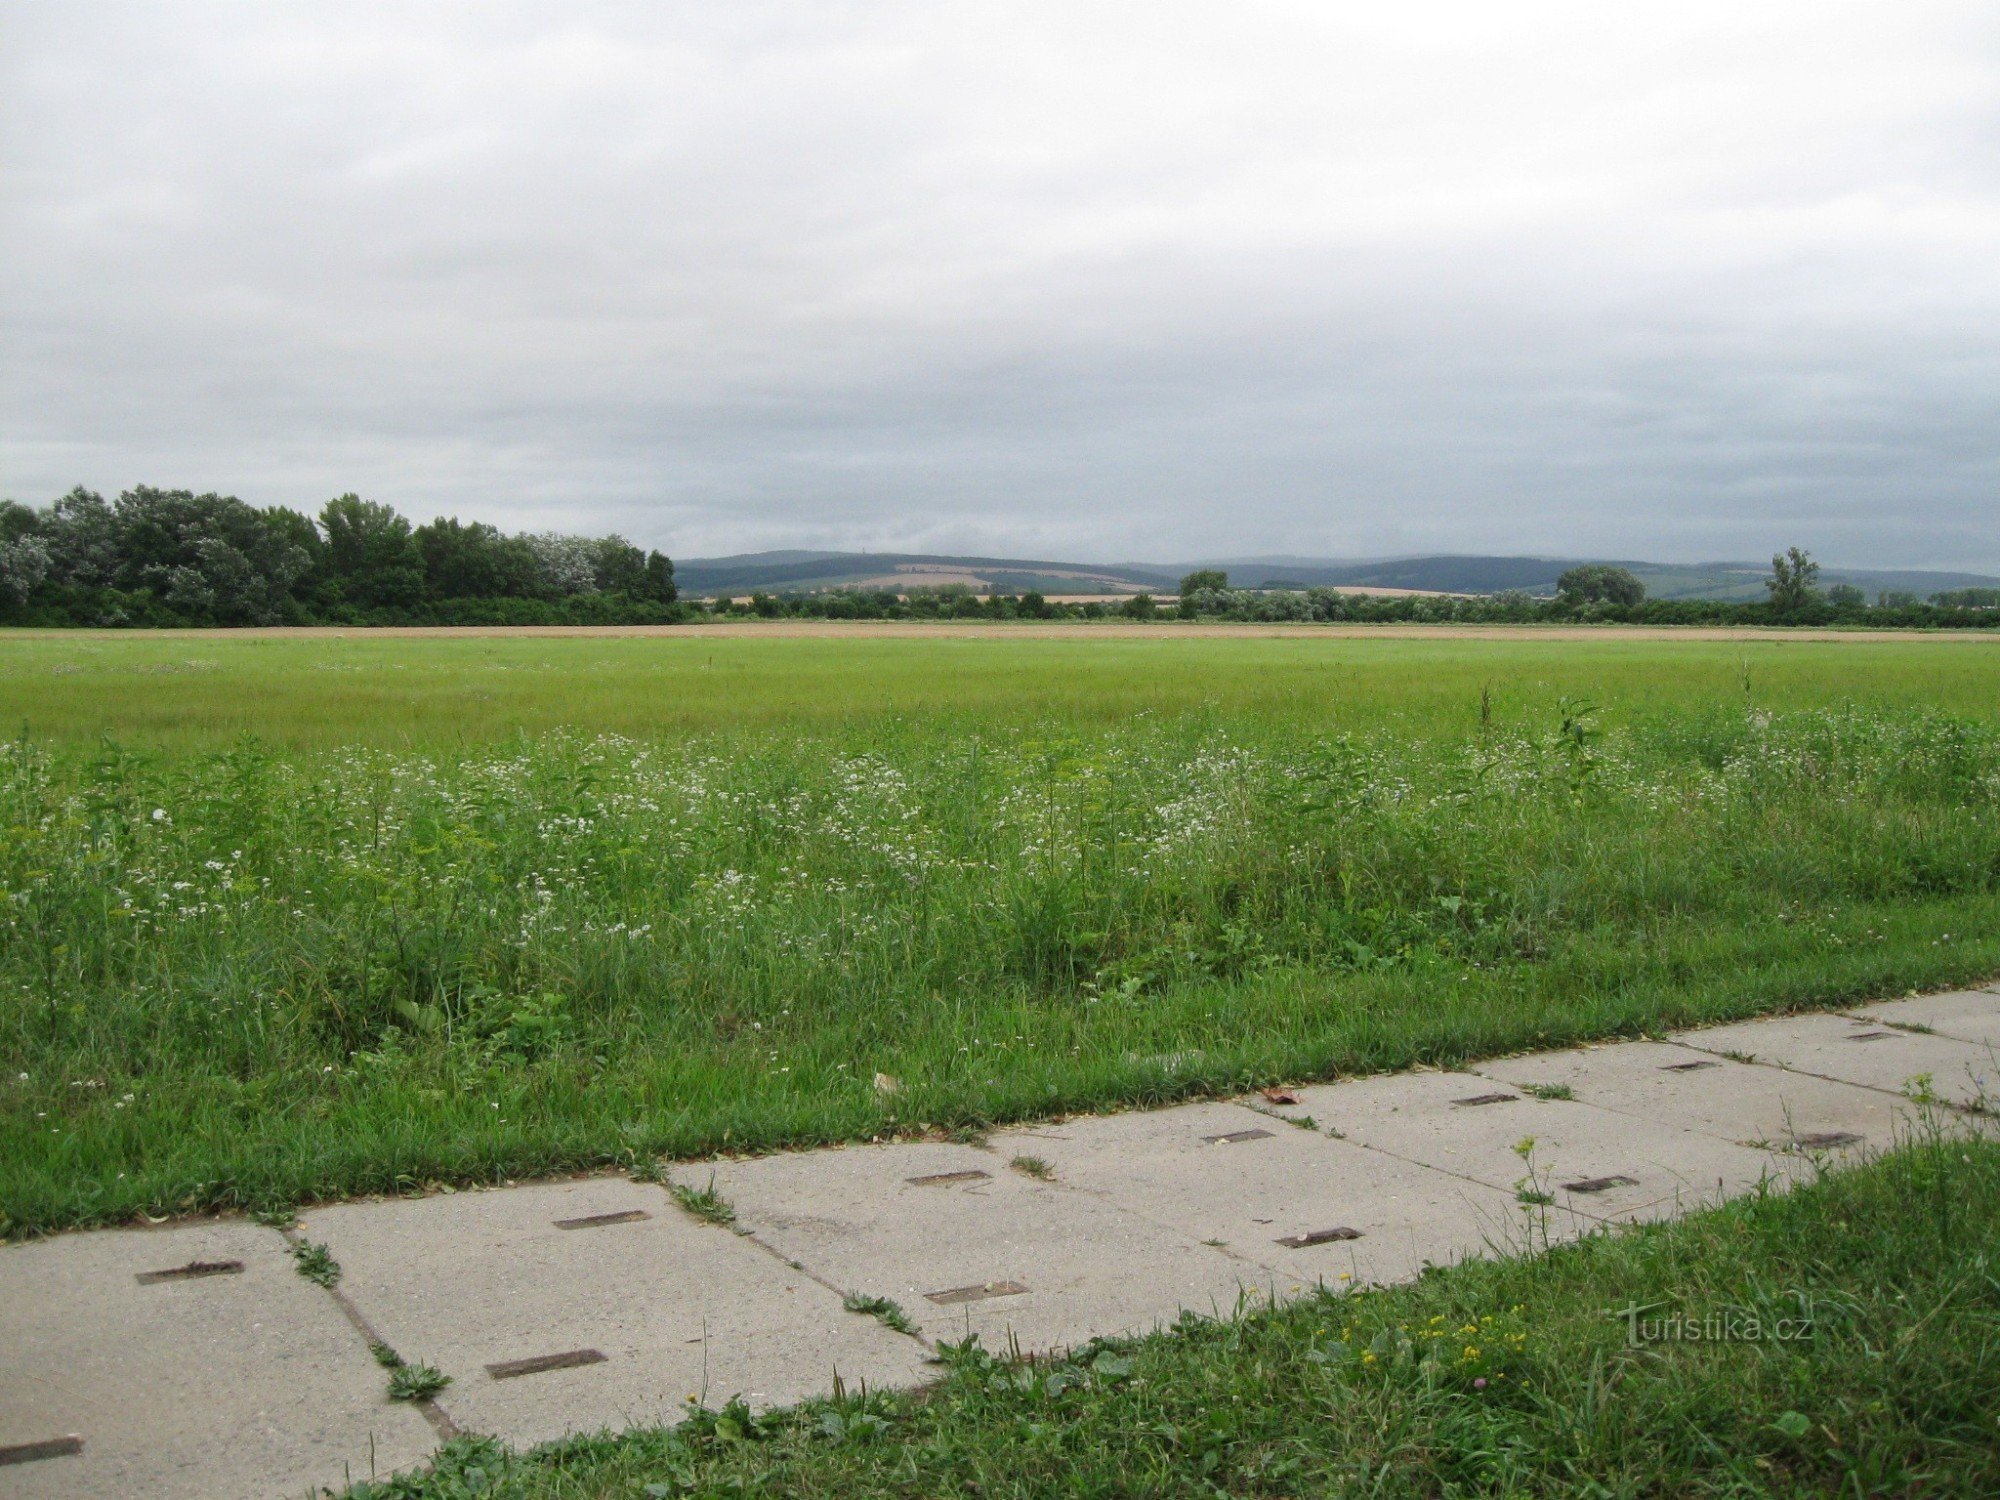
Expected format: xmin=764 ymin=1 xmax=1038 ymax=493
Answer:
xmin=4 ymin=3 xmax=1998 ymax=567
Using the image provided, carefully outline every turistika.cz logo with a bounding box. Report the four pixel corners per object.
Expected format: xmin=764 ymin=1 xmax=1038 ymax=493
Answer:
xmin=1608 ymin=1301 xmax=1818 ymax=1347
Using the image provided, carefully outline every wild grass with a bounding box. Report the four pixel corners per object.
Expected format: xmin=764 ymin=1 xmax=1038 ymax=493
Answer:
xmin=2 ymin=631 xmax=1999 ymax=1233
xmin=344 ymin=1130 xmax=2000 ymax=1498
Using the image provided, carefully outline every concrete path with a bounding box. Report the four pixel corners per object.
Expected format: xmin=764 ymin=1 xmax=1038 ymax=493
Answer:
xmin=4 ymin=986 xmax=1997 ymax=1499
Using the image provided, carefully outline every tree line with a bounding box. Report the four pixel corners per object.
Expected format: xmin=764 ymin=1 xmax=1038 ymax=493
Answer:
xmin=706 ymin=550 xmax=1999 ymax=628
xmin=0 ymin=487 xmax=678 ymax=626
xmin=2 ymin=487 xmax=1993 ymax=630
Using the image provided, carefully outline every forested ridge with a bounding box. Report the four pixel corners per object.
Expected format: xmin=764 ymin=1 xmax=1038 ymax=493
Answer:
xmin=0 ymin=486 xmax=678 ymax=626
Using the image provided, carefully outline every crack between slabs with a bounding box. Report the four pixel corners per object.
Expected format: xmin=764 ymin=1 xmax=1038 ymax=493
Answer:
xmin=639 ymin=1178 xmax=940 ymax=1357
xmin=276 ymin=1224 xmax=460 ymax=1442
xmin=1662 ymin=1036 xmax=1998 ymax=1115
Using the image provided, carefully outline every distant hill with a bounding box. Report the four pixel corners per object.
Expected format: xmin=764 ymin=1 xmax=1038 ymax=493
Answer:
xmin=673 ymin=550 xmax=2000 ymax=602
xmin=673 ymin=552 xmax=1177 ymax=597
xmin=1166 ymin=556 xmax=1572 ymax=593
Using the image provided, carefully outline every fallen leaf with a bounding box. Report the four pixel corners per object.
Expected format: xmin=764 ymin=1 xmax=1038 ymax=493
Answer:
xmin=1261 ymin=1088 xmax=1300 ymax=1105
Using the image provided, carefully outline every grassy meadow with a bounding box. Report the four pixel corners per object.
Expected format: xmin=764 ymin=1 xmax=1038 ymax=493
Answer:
xmin=3 ymin=625 xmax=2000 ymax=1233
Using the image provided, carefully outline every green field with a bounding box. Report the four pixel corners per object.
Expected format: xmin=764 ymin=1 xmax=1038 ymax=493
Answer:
xmin=3 ymin=626 xmax=1999 ymax=1234
xmin=6 ymin=626 xmax=2000 ymax=745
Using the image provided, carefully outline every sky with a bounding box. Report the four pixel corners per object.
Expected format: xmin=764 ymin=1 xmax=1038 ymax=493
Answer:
xmin=4 ymin=3 xmax=1999 ymax=568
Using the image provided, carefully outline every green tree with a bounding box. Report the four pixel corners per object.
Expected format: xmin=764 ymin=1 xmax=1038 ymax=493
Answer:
xmin=641 ymin=551 xmax=677 ymax=604
xmin=114 ymin=487 xmax=316 ymax=623
xmin=1931 ymin=587 xmax=2000 ymax=609
xmin=1179 ymin=568 xmax=1228 ymax=597
xmin=0 ymin=499 xmax=38 ymax=544
xmin=1120 ymin=592 xmax=1158 ymax=619
xmin=414 ymin=518 xmax=541 ymax=600
xmin=319 ymin=495 xmax=423 ymax=608
xmin=1826 ymin=583 xmax=1866 ymax=610
xmin=44 ymin=488 xmax=121 ymax=588
xmin=592 ymin=536 xmax=648 ymax=595
xmin=1765 ymin=547 xmax=1821 ymax=612
xmin=1555 ymin=564 xmax=1645 ymax=607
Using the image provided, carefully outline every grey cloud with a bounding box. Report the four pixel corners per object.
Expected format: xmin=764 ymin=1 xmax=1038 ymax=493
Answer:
xmin=4 ymin=1 xmax=1998 ymax=567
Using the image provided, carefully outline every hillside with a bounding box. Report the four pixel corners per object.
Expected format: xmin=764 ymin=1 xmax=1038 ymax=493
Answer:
xmin=673 ymin=553 xmax=1177 ymax=598
xmin=675 ymin=551 xmax=2000 ymax=601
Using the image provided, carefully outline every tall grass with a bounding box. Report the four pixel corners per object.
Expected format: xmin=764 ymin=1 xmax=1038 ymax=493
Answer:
xmin=5 ymin=677 xmax=2000 ymax=1233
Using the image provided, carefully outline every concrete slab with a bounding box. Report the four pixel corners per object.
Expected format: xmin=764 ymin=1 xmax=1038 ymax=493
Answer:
xmin=1846 ymin=989 xmax=2000 ymax=1049
xmin=0 ymin=1220 xmax=435 ymax=1500
xmin=1260 ymin=1069 xmax=1802 ymax=1225
xmin=697 ymin=1142 xmax=1258 ymax=1355
xmin=1674 ymin=1012 xmax=2000 ymax=1112
xmin=302 ymin=1175 xmax=928 ymax=1448
xmin=1476 ymin=1040 xmax=1905 ymax=1157
xmin=992 ymin=1100 xmax=1542 ymax=1297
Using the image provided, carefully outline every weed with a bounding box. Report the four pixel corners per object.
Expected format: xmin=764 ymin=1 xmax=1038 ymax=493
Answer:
xmin=841 ymin=1292 xmax=918 ymax=1336
xmin=387 ymin=1361 xmax=451 ymax=1402
xmin=670 ymin=1176 xmax=737 ymax=1229
xmin=1008 ymin=1156 xmax=1054 ymax=1181
xmin=290 ymin=1240 xmax=340 ymax=1288
xmin=1522 ymin=1082 xmax=1574 ymax=1101
xmin=1254 ymin=1107 xmax=1318 ymax=1130
xmin=1511 ymin=1137 xmax=1558 ymax=1248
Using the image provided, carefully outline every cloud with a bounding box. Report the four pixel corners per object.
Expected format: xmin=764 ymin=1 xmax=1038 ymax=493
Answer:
xmin=4 ymin=1 xmax=1998 ymax=566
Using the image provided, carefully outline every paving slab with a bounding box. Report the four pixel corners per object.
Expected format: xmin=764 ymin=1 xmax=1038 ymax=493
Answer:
xmin=992 ymin=1100 xmax=1539 ymax=1297
xmin=1475 ymin=1039 xmax=1907 ymax=1157
xmin=302 ymin=1175 xmax=929 ymax=1448
xmin=1674 ymin=1012 xmax=2000 ymax=1112
xmin=697 ymin=1142 xmax=1258 ymax=1355
xmin=0 ymin=1220 xmax=436 ymax=1500
xmin=1260 ymin=1069 xmax=1804 ymax=1225
xmin=1845 ymin=989 xmax=2000 ymax=1049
